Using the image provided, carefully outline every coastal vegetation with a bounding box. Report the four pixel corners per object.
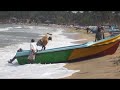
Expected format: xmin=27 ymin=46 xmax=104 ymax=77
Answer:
xmin=0 ymin=11 xmax=120 ymax=26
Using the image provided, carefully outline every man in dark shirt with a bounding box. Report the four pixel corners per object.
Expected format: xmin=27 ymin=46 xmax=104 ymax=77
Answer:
xmin=95 ymin=26 xmax=105 ymax=42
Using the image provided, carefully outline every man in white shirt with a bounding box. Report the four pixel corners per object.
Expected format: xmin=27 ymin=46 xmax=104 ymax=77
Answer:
xmin=8 ymin=39 xmax=38 ymax=64
xmin=28 ymin=39 xmax=38 ymax=64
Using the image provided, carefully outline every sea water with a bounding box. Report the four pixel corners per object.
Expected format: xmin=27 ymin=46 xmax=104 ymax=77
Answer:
xmin=0 ymin=24 xmax=80 ymax=79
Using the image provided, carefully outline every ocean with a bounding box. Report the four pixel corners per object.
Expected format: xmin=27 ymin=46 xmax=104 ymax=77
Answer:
xmin=0 ymin=24 xmax=79 ymax=79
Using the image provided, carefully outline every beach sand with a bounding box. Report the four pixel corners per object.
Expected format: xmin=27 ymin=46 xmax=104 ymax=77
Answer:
xmin=63 ymin=27 xmax=120 ymax=79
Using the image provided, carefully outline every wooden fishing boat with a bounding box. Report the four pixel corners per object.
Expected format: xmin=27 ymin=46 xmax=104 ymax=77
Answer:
xmin=16 ymin=34 xmax=120 ymax=65
xmin=109 ymin=31 xmax=120 ymax=36
xmin=108 ymin=25 xmax=120 ymax=36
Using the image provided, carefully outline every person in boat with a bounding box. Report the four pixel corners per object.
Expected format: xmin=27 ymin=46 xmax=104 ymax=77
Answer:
xmin=95 ymin=26 xmax=105 ymax=42
xmin=36 ymin=33 xmax=52 ymax=50
xmin=8 ymin=48 xmax=23 ymax=63
xmin=28 ymin=39 xmax=38 ymax=64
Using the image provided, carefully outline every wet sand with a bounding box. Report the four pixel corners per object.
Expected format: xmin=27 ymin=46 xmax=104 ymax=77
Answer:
xmin=63 ymin=27 xmax=120 ymax=79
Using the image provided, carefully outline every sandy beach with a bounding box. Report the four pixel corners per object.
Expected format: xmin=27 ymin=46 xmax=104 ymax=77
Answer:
xmin=63 ymin=27 xmax=120 ymax=79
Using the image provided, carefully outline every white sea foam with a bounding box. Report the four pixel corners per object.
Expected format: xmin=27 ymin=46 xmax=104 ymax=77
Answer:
xmin=14 ymin=26 xmax=23 ymax=29
xmin=0 ymin=27 xmax=13 ymax=31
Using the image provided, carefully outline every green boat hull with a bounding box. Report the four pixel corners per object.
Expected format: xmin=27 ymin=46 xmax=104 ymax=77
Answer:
xmin=17 ymin=49 xmax=73 ymax=65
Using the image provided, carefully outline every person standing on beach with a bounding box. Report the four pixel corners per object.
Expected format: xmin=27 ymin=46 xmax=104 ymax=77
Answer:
xmin=86 ymin=27 xmax=92 ymax=34
xmin=95 ymin=26 xmax=105 ymax=42
xmin=86 ymin=27 xmax=90 ymax=34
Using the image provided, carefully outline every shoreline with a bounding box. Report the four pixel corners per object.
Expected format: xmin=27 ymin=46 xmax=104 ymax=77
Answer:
xmin=62 ymin=27 xmax=120 ymax=79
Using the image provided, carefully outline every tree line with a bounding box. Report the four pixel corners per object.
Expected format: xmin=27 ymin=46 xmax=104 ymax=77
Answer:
xmin=0 ymin=11 xmax=120 ymax=26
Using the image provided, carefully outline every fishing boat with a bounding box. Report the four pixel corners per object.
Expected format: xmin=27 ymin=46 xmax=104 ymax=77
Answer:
xmin=16 ymin=34 xmax=120 ymax=65
xmin=108 ymin=25 xmax=120 ymax=36
xmin=109 ymin=31 xmax=120 ymax=36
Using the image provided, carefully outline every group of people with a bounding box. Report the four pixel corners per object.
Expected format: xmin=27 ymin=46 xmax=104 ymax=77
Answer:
xmin=8 ymin=33 xmax=52 ymax=64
